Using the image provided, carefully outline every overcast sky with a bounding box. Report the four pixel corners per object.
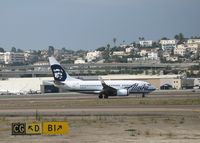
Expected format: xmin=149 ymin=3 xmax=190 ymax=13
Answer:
xmin=0 ymin=0 xmax=200 ymax=51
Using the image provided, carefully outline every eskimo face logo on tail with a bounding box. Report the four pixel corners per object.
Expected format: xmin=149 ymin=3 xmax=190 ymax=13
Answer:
xmin=51 ymin=65 xmax=67 ymax=81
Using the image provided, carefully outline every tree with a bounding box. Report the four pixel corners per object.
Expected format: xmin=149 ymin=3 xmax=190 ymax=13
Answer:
xmin=0 ymin=47 xmax=5 ymax=52
xmin=174 ymin=33 xmax=185 ymax=43
xmin=107 ymin=44 xmax=110 ymax=49
xmin=139 ymin=37 xmax=145 ymax=41
xmin=111 ymin=46 xmax=122 ymax=52
xmin=152 ymin=41 xmax=160 ymax=48
xmin=145 ymin=70 xmax=149 ymax=75
xmin=113 ymin=37 xmax=117 ymax=47
xmin=131 ymin=42 xmax=137 ymax=47
xmin=48 ymin=46 xmax=54 ymax=56
xmin=17 ymin=48 xmax=24 ymax=53
xmin=11 ymin=47 xmax=16 ymax=52
xmin=96 ymin=47 xmax=106 ymax=51
xmin=102 ymin=44 xmax=111 ymax=63
xmin=161 ymin=37 xmax=169 ymax=40
xmin=61 ymin=47 xmax=66 ymax=52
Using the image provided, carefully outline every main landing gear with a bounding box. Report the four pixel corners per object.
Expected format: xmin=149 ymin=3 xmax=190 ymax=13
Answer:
xmin=99 ymin=93 xmax=108 ymax=99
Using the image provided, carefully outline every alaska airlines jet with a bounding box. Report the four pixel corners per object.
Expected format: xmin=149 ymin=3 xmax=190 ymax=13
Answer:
xmin=49 ymin=57 xmax=156 ymax=99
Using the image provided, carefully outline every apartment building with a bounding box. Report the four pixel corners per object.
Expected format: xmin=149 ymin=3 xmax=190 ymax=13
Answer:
xmin=160 ymin=39 xmax=178 ymax=50
xmin=4 ymin=52 xmax=25 ymax=64
xmin=187 ymin=39 xmax=200 ymax=44
xmin=125 ymin=47 xmax=133 ymax=53
xmin=139 ymin=40 xmax=153 ymax=47
xmin=86 ymin=51 xmax=102 ymax=62
xmin=187 ymin=43 xmax=199 ymax=54
xmin=113 ymin=51 xmax=125 ymax=56
xmin=74 ymin=58 xmax=86 ymax=64
xmin=0 ymin=52 xmax=4 ymax=64
xmin=148 ymin=52 xmax=158 ymax=60
xmin=174 ymin=44 xmax=187 ymax=56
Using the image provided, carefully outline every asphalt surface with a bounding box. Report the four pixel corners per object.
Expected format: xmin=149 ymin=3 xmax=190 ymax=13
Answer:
xmin=0 ymin=91 xmax=199 ymax=117
xmin=0 ymin=89 xmax=200 ymax=99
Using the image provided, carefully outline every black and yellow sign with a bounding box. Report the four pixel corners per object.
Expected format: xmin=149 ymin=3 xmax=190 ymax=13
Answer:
xmin=26 ymin=122 xmax=42 ymax=135
xmin=43 ymin=122 xmax=69 ymax=135
xmin=12 ymin=121 xmax=68 ymax=135
xmin=12 ymin=123 xmax=26 ymax=135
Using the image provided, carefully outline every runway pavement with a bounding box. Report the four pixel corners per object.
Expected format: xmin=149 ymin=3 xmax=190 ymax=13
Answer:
xmin=0 ymin=91 xmax=199 ymax=117
xmin=0 ymin=89 xmax=200 ymax=100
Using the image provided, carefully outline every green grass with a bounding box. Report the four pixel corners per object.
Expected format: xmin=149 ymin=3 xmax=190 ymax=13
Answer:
xmin=125 ymin=128 xmax=137 ymax=136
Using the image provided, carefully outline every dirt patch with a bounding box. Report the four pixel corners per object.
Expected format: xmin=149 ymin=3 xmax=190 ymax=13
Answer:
xmin=0 ymin=114 xmax=200 ymax=143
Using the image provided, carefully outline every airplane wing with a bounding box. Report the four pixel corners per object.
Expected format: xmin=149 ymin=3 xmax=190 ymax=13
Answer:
xmin=99 ymin=78 xmax=131 ymax=98
xmin=100 ymin=78 xmax=117 ymax=96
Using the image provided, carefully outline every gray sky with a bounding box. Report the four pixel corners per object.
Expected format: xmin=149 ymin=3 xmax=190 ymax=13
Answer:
xmin=0 ymin=0 xmax=200 ymax=51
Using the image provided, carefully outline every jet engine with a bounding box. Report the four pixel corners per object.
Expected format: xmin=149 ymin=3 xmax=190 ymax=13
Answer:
xmin=116 ymin=89 xmax=129 ymax=96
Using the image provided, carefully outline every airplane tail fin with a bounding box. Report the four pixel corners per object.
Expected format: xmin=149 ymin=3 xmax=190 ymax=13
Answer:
xmin=48 ymin=56 xmax=79 ymax=82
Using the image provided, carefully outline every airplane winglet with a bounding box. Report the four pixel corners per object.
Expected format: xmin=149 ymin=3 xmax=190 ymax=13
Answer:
xmin=98 ymin=77 xmax=107 ymax=88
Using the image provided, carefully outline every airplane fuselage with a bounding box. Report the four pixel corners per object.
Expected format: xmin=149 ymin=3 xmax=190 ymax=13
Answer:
xmin=57 ymin=80 xmax=155 ymax=94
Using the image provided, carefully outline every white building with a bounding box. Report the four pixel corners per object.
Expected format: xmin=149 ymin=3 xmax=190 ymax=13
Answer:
xmin=187 ymin=39 xmax=200 ymax=44
xmin=119 ymin=44 xmax=127 ymax=48
xmin=127 ymin=58 xmax=133 ymax=62
xmin=24 ymin=51 xmax=31 ymax=62
xmin=33 ymin=61 xmax=49 ymax=66
xmin=125 ymin=47 xmax=133 ymax=53
xmin=148 ymin=52 xmax=158 ymax=60
xmin=33 ymin=61 xmax=49 ymax=72
xmin=86 ymin=51 xmax=101 ymax=62
xmin=160 ymin=39 xmax=178 ymax=50
xmin=0 ymin=52 xmax=4 ymax=64
xmin=174 ymin=44 xmax=187 ymax=56
xmin=139 ymin=40 xmax=153 ymax=47
xmin=166 ymin=56 xmax=178 ymax=62
xmin=187 ymin=43 xmax=199 ymax=54
xmin=194 ymin=78 xmax=200 ymax=87
xmin=74 ymin=58 xmax=86 ymax=64
xmin=4 ymin=52 xmax=25 ymax=64
xmin=112 ymin=51 xmax=125 ymax=56
xmin=139 ymin=49 xmax=147 ymax=56
xmin=0 ymin=77 xmax=52 ymax=94
xmin=139 ymin=48 xmax=152 ymax=57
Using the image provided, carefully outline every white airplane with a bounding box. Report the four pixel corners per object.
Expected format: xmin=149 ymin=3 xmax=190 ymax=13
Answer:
xmin=49 ymin=57 xmax=156 ymax=98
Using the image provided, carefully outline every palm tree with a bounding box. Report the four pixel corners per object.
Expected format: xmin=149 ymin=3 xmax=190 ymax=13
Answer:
xmin=107 ymin=44 xmax=110 ymax=49
xmin=174 ymin=33 xmax=185 ymax=44
xmin=138 ymin=37 xmax=145 ymax=41
xmin=11 ymin=47 xmax=16 ymax=52
xmin=113 ymin=37 xmax=117 ymax=47
xmin=103 ymin=44 xmax=111 ymax=62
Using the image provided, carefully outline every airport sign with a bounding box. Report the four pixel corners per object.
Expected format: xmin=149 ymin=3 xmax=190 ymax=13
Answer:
xmin=42 ymin=121 xmax=69 ymax=135
xmin=12 ymin=123 xmax=26 ymax=135
xmin=26 ymin=122 xmax=42 ymax=135
xmin=11 ymin=121 xmax=68 ymax=135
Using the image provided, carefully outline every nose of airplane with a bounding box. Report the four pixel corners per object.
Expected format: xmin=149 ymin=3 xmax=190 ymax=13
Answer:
xmin=148 ymin=85 xmax=156 ymax=91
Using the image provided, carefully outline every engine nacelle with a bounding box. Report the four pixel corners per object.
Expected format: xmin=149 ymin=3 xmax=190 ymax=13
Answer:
xmin=117 ymin=89 xmax=128 ymax=96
